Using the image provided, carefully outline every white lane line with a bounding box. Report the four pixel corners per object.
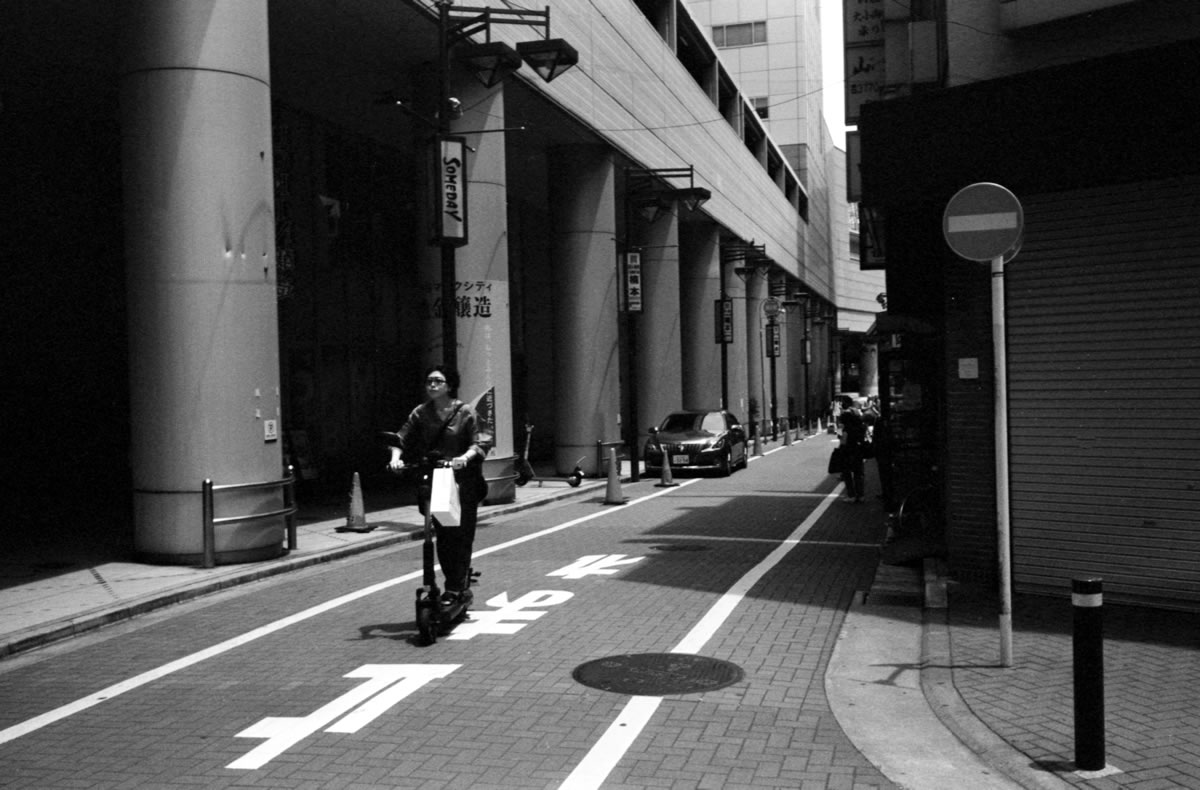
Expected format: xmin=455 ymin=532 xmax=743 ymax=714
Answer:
xmin=558 ymin=484 xmax=844 ymax=790
xmin=0 ymin=478 xmax=699 ymax=746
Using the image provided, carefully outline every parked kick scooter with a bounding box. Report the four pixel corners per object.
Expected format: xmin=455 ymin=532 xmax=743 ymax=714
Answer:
xmin=414 ymin=460 xmax=479 ymax=646
xmin=515 ymin=423 xmax=536 ymax=486
xmin=516 ymin=424 xmax=585 ymax=487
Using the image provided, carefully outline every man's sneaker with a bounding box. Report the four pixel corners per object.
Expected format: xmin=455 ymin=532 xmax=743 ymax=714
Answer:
xmin=440 ymin=590 xmax=463 ymax=607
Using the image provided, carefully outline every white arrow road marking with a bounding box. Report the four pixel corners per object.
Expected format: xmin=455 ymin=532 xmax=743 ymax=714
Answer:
xmin=0 ymin=476 xmax=693 ymax=747
xmin=228 ymin=664 xmax=458 ymax=770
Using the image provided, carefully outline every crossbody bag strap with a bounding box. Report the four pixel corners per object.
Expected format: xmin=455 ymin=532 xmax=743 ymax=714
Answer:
xmin=431 ymin=401 xmax=464 ymax=449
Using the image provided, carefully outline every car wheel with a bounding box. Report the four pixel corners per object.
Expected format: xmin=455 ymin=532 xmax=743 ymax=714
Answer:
xmin=718 ymin=450 xmax=732 ymax=477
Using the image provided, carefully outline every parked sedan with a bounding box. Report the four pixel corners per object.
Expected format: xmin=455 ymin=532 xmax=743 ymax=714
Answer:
xmin=644 ymin=410 xmax=748 ymax=477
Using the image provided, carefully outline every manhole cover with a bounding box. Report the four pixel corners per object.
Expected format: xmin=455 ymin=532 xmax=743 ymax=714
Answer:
xmin=573 ymin=653 xmax=744 ymax=696
xmin=651 ymin=544 xmax=709 ymax=552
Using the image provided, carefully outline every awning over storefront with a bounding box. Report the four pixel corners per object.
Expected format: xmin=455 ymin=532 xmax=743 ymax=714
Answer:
xmin=865 ymin=312 xmax=935 ymax=337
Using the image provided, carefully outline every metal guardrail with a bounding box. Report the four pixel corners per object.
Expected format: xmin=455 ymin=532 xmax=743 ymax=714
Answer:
xmin=201 ymin=474 xmax=298 ymax=569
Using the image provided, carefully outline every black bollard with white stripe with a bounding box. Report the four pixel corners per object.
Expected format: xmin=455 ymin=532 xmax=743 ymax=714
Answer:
xmin=1072 ymin=577 xmax=1106 ymax=771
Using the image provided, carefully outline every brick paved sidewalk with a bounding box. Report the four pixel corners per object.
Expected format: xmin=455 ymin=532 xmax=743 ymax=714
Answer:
xmin=943 ymin=589 xmax=1200 ymax=789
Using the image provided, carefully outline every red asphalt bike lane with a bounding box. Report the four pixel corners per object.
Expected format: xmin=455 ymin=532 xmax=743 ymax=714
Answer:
xmin=0 ymin=439 xmax=894 ymax=789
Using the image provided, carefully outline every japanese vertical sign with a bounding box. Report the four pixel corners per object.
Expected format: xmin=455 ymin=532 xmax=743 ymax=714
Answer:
xmin=434 ymin=136 xmax=467 ymax=246
xmin=623 ymin=252 xmax=643 ymax=313
xmin=715 ymin=298 xmax=733 ymax=344
xmin=844 ymin=0 xmax=885 ymax=125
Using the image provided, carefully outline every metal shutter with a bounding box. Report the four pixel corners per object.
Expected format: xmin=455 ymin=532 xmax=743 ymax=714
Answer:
xmin=1005 ymin=176 xmax=1200 ymax=610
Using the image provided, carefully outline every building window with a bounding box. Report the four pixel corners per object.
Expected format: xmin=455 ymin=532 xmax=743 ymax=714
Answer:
xmin=752 ymin=97 xmax=770 ymax=119
xmin=712 ymin=21 xmax=766 ymax=48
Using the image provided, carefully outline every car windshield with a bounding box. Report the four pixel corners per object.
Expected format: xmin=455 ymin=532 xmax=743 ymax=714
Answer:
xmin=660 ymin=413 xmax=701 ymax=433
xmin=660 ymin=413 xmax=725 ymax=434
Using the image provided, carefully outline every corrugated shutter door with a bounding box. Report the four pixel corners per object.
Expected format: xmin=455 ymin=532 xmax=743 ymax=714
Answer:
xmin=1006 ymin=176 xmax=1200 ymax=610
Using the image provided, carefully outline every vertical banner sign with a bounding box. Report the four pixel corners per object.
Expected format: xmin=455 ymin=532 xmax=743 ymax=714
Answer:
xmin=457 ymin=280 xmax=514 ymax=459
xmin=624 ymin=252 xmax=643 ymax=313
xmin=766 ymin=321 xmax=780 ymax=358
xmin=470 ymin=386 xmax=495 ymax=441
xmin=715 ymin=298 xmax=733 ymax=344
xmin=844 ymin=0 xmax=886 ymax=125
xmin=435 ymin=136 xmax=468 ymax=246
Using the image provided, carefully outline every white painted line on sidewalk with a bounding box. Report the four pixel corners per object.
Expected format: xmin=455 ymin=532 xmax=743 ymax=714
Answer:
xmin=0 ymin=479 xmax=699 ymax=747
xmin=558 ymin=484 xmax=843 ymax=790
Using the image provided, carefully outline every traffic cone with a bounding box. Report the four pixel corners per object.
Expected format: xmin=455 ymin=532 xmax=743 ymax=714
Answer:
xmin=341 ymin=472 xmax=372 ymax=532
xmin=604 ymin=447 xmax=625 ymax=504
xmin=656 ymin=449 xmax=677 ymax=487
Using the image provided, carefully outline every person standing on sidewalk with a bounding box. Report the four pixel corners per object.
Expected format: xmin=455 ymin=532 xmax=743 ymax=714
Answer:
xmin=839 ymin=404 xmax=868 ymax=503
xmin=387 ymin=365 xmax=493 ymax=605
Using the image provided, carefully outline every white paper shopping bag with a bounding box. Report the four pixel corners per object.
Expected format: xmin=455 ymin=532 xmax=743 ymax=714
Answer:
xmin=429 ymin=465 xmax=462 ymax=526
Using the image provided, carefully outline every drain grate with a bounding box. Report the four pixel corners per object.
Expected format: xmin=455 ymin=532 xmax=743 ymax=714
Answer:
xmin=573 ymin=653 xmax=744 ymax=696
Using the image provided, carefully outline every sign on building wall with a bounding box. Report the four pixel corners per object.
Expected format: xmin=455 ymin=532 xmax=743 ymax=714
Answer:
xmin=844 ymin=0 xmax=886 ymax=125
xmin=433 ymin=136 xmax=467 ymax=246
xmin=421 ymin=278 xmax=514 ymax=458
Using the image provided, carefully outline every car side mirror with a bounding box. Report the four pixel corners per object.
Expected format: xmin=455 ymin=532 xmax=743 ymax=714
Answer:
xmin=648 ymin=427 xmax=658 ymax=435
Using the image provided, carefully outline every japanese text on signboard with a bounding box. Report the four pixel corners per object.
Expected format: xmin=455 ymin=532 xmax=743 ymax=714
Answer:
xmin=843 ymin=0 xmax=885 ymax=125
xmin=423 ymin=280 xmax=494 ymax=320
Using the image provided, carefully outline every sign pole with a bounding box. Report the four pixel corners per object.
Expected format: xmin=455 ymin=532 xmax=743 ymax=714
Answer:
xmin=943 ymin=182 xmax=1023 ymax=668
xmin=993 ymin=253 xmax=1014 ymax=667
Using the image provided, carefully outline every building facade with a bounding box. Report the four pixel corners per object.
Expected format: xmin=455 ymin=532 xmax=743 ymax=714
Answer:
xmin=687 ymin=0 xmax=887 ymax=406
xmin=853 ymin=0 xmax=1200 ymax=609
xmin=4 ymin=0 xmax=835 ymax=563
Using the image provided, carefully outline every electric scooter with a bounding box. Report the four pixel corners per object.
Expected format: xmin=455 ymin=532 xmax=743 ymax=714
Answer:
xmin=515 ymin=423 xmax=536 ymax=486
xmin=380 ymin=433 xmax=479 ymax=646
xmin=516 ymin=423 xmax=585 ymax=488
xmin=413 ymin=460 xmax=479 ymax=646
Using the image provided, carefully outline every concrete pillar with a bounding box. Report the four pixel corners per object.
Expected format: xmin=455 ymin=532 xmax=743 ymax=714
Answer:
xmin=727 ymin=270 xmax=750 ymax=421
xmin=120 ymin=0 xmax=282 ymax=563
xmin=860 ymin=341 xmax=880 ymax=398
xmin=454 ymin=84 xmax=516 ymax=503
xmin=785 ymin=309 xmax=805 ymax=427
xmin=681 ymin=227 xmax=721 ymax=411
xmin=745 ymin=276 xmax=766 ymax=434
xmin=635 ymin=210 xmax=682 ymax=449
xmin=549 ymin=147 xmax=619 ymax=475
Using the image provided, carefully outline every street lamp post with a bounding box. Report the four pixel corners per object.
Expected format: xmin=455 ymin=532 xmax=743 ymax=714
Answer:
xmin=430 ymin=1 xmax=577 ymax=369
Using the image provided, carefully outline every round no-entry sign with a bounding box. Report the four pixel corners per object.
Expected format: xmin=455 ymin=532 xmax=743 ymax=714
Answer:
xmin=943 ymin=183 xmax=1023 ymax=262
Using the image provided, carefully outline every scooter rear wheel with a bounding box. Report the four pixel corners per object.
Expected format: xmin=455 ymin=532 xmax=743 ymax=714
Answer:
xmin=416 ymin=604 xmax=437 ymax=645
